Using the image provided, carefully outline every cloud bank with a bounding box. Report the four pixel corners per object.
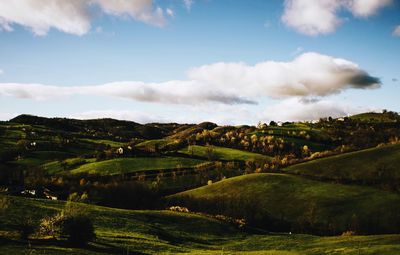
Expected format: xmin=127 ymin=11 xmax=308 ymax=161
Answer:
xmin=0 ymin=52 xmax=380 ymax=105
xmin=70 ymin=99 xmax=372 ymax=124
xmin=0 ymin=81 xmax=255 ymax=105
xmin=282 ymin=0 xmax=392 ymax=35
xmin=0 ymin=0 xmax=166 ymax=36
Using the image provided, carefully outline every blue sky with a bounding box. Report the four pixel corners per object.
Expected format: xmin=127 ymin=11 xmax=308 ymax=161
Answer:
xmin=0 ymin=0 xmax=399 ymax=124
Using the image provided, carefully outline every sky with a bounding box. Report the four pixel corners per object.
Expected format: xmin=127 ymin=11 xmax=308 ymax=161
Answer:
xmin=0 ymin=0 xmax=399 ymax=125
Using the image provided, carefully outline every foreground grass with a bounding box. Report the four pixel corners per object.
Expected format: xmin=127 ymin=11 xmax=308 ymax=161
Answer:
xmin=179 ymin=145 xmax=270 ymax=161
xmin=69 ymin=157 xmax=207 ymax=175
xmin=169 ymin=173 xmax=400 ymax=234
xmin=284 ymin=144 xmax=400 ymax=186
xmin=1 ymin=196 xmax=400 ymax=255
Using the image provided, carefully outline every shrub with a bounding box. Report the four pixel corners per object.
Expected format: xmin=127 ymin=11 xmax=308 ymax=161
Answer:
xmin=0 ymin=195 xmax=9 ymax=215
xmin=60 ymin=215 xmax=95 ymax=246
xmin=39 ymin=213 xmax=64 ymax=238
xmin=16 ymin=217 xmax=35 ymax=240
xmin=341 ymin=230 xmax=356 ymax=236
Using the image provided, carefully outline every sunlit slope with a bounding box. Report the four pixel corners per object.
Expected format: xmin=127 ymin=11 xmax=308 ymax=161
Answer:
xmin=284 ymin=144 xmax=400 ymax=189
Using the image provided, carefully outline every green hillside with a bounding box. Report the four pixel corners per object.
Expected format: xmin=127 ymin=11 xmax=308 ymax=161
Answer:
xmin=1 ymin=196 xmax=400 ymax=255
xmin=350 ymin=112 xmax=400 ymax=122
xmin=168 ymin=173 xmax=400 ymax=235
xmin=284 ymin=144 xmax=400 ymax=189
xmin=179 ymin=145 xmax=271 ymax=161
xmin=69 ymin=157 xmax=207 ymax=176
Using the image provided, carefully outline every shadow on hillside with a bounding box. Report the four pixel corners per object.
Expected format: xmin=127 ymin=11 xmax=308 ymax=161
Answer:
xmin=0 ymin=236 xmax=150 ymax=255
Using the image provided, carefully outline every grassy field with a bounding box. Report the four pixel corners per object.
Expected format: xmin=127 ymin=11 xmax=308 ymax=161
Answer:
xmin=1 ymin=196 xmax=400 ymax=255
xmin=69 ymin=157 xmax=207 ymax=175
xmin=349 ymin=112 xmax=399 ymax=122
xmin=135 ymin=138 xmax=178 ymax=151
xmin=79 ymin=138 xmax=125 ymax=148
xmin=43 ymin=157 xmax=97 ymax=175
xmin=179 ymin=145 xmax=271 ymax=161
xmin=169 ymin=173 xmax=400 ymax=234
xmin=284 ymin=144 xmax=400 ymax=186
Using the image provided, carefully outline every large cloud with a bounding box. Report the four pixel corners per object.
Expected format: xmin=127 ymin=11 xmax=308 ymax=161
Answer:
xmin=0 ymin=0 xmax=166 ymax=36
xmin=0 ymin=52 xmax=380 ymax=104
xmin=187 ymin=52 xmax=380 ymax=98
xmin=282 ymin=0 xmax=392 ymax=36
xmin=0 ymin=81 xmax=256 ymax=105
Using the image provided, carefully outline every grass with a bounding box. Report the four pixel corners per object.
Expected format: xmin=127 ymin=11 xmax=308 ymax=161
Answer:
xmin=79 ymin=138 xmax=125 ymax=148
xmin=1 ymin=196 xmax=400 ymax=255
xmin=350 ymin=112 xmax=399 ymax=122
xmin=284 ymin=144 xmax=400 ymax=185
xmin=169 ymin=173 xmax=400 ymax=234
xmin=69 ymin=157 xmax=207 ymax=175
xmin=135 ymin=139 xmax=175 ymax=150
xmin=179 ymin=145 xmax=271 ymax=161
xmin=9 ymin=151 xmax=77 ymax=169
xmin=43 ymin=157 xmax=96 ymax=175
xmin=255 ymin=124 xmax=330 ymax=141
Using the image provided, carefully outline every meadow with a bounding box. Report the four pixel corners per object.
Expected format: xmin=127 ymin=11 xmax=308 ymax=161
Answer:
xmin=1 ymin=196 xmax=400 ymax=255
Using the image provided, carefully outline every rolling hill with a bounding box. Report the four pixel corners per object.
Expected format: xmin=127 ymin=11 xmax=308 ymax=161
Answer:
xmin=178 ymin=145 xmax=271 ymax=161
xmin=168 ymin=173 xmax=400 ymax=235
xmin=68 ymin=157 xmax=207 ymax=176
xmin=284 ymin=144 xmax=400 ymax=190
xmin=1 ymin=196 xmax=400 ymax=255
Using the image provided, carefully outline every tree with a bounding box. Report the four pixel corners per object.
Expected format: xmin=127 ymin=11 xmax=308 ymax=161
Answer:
xmin=15 ymin=216 xmax=36 ymax=240
xmin=60 ymin=201 xmax=95 ymax=246
xmin=205 ymin=145 xmax=216 ymax=161
xmin=61 ymin=215 xmax=95 ymax=246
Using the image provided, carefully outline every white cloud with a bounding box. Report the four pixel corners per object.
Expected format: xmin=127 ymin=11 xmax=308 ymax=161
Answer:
xmin=0 ymin=52 xmax=380 ymax=105
xmin=345 ymin=0 xmax=392 ymax=17
xmin=68 ymin=98 xmax=373 ymax=125
xmin=393 ymin=25 xmax=400 ymax=37
xmin=282 ymin=0 xmax=392 ymax=36
xmin=261 ymin=98 xmax=370 ymax=122
xmin=0 ymin=0 xmax=167 ymax=36
xmin=92 ymin=0 xmax=166 ymax=27
xmin=0 ymin=81 xmax=255 ymax=105
xmin=187 ymin=52 xmax=380 ymax=98
xmin=70 ymin=110 xmax=168 ymax=124
xmin=0 ymin=69 xmax=3 ymax=75
xmin=166 ymin=8 xmax=174 ymax=18
xmin=183 ymin=0 xmax=194 ymax=11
